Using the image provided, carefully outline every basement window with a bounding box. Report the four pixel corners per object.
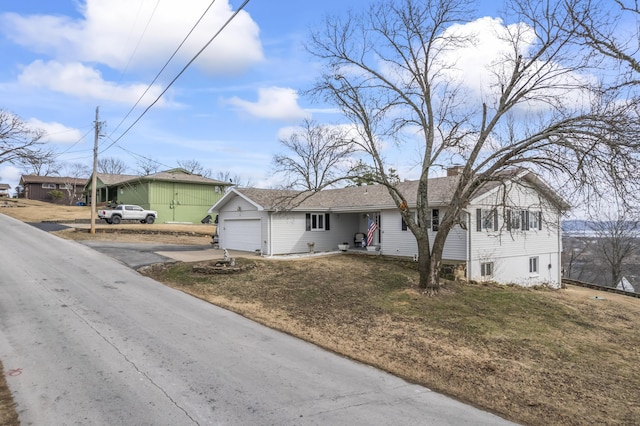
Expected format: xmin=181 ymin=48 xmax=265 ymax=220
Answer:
xmin=481 ymin=262 xmax=493 ymax=278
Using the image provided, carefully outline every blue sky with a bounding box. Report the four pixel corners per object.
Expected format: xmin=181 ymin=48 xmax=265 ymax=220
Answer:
xmin=0 ymin=0 xmax=504 ymax=192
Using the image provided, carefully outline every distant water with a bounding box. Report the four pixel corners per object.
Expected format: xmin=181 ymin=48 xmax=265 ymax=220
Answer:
xmin=562 ymin=220 xmax=639 ymax=237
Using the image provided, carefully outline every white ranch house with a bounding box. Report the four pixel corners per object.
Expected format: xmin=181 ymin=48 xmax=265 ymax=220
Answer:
xmin=209 ymin=169 xmax=569 ymax=287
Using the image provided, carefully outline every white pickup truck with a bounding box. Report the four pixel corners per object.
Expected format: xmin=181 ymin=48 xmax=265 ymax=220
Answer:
xmin=98 ymin=204 xmax=158 ymax=224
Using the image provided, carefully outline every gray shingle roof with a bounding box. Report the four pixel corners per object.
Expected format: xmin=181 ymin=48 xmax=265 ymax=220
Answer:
xmin=96 ymin=173 xmax=139 ymax=185
xmin=95 ymin=169 xmax=231 ymax=186
xmin=20 ymin=175 xmax=88 ymax=185
xmin=232 ymin=170 xmax=569 ymax=212
xmin=235 ymin=176 xmax=460 ymax=211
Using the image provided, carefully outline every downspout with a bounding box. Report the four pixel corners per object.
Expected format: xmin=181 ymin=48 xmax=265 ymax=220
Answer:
xmin=467 ymin=211 xmax=472 ymax=280
xmin=267 ymin=211 xmax=272 ymax=256
xmin=557 ymin=211 xmax=562 ymax=286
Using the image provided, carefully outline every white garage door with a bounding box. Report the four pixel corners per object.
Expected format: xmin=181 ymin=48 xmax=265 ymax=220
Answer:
xmin=222 ymin=219 xmax=261 ymax=252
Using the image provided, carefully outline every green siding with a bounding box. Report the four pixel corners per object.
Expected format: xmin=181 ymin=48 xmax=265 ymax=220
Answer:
xmin=117 ymin=182 xmax=150 ymax=206
xmin=89 ymin=174 xmax=226 ymax=223
xmin=148 ymin=181 xmax=224 ymax=223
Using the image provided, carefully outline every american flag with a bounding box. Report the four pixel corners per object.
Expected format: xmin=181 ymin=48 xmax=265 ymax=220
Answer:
xmin=367 ymin=216 xmax=377 ymax=246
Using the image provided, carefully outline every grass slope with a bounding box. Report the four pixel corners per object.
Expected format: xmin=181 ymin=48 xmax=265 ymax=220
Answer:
xmin=143 ymin=256 xmax=640 ymax=425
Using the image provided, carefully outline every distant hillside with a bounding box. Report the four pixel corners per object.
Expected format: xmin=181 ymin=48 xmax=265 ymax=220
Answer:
xmin=562 ymin=219 xmax=640 ymax=236
xmin=562 ymin=220 xmax=595 ymax=235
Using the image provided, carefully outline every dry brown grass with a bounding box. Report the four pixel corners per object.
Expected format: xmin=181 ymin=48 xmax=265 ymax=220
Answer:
xmin=3 ymin=200 xmax=640 ymax=425
xmin=0 ymin=361 xmax=19 ymax=426
xmin=0 ymin=198 xmax=91 ymax=221
xmin=143 ymin=257 xmax=640 ymax=426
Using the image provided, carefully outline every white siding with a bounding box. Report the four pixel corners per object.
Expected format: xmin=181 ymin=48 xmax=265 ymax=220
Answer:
xmin=380 ymin=209 xmax=467 ymax=260
xmin=467 ymin=181 xmax=562 ymax=287
xmin=270 ymin=212 xmax=359 ymax=254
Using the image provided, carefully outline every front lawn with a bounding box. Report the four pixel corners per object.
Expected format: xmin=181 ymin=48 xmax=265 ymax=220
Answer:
xmin=143 ymin=254 xmax=640 ymax=426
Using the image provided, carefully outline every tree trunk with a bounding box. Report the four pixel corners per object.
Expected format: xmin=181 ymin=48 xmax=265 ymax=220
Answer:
xmin=416 ymin=230 xmax=446 ymax=295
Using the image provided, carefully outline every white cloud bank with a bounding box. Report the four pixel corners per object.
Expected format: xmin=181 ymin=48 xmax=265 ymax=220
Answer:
xmin=1 ymin=0 xmax=264 ymax=105
xmin=227 ymin=87 xmax=309 ymax=121
xmin=1 ymin=0 xmax=263 ymax=74
xmin=18 ymin=60 xmax=168 ymax=106
xmin=27 ymin=118 xmax=85 ymax=144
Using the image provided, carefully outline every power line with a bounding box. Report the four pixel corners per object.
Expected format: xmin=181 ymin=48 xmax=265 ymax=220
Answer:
xmin=117 ymin=0 xmax=161 ymax=85
xmin=102 ymin=0 xmax=252 ymax=153
xmin=108 ymin=0 xmax=217 ymax=138
xmin=55 ymin=128 xmax=94 ymax=156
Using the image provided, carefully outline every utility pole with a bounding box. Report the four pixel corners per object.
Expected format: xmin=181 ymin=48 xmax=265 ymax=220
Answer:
xmin=90 ymin=107 xmax=101 ymax=234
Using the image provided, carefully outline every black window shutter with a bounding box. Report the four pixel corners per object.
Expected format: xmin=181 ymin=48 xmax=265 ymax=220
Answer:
xmin=538 ymin=212 xmax=542 ymax=230
xmin=401 ymin=217 xmax=407 ymax=231
xmin=325 ymin=213 xmax=330 ymax=230
xmin=432 ymin=209 xmax=439 ymax=232
xmin=493 ymin=210 xmax=498 ymax=231
xmin=476 ymin=209 xmax=482 ymax=231
xmin=506 ymin=210 xmax=511 ymax=231
xmin=305 ymin=213 xmax=311 ymax=231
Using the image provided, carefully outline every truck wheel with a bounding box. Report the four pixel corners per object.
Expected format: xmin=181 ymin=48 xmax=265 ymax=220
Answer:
xmin=106 ymin=219 xmax=112 ymax=224
xmin=145 ymin=215 xmax=155 ymax=224
xmin=111 ymin=215 xmax=122 ymax=224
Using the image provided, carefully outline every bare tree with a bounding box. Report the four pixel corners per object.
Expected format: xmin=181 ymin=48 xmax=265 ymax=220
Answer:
xmin=0 ymin=109 xmax=48 ymax=168
xmin=562 ymin=235 xmax=590 ymax=281
xmin=135 ymin=158 xmax=161 ymax=176
xmin=307 ymin=0 xmax=640 ymax=293
xmin=18 ymin=147 xmax=60 ymax=176
xmin=273 ymin=119 xmax=357 ymax=191
xmin=568 ymin=0 xmax=640 ymax=87
xmin=177 ymin=159 xmax=211 ymax=178
xmin=98 ymin=156 xmax=129 ymax=174
xmin=214 ymin=170 xmax=254 ymax=188
xmin=60 ymin=162 xmax=91 ymax=205
xmin=588 ymin=210 xmax=640 ymax=288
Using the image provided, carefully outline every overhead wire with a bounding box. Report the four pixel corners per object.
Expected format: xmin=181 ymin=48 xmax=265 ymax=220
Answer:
xmin=108 ymin=0 xmax=217 ymax=138
xmin=102 ymin=0 xmax=252 ymax=154
xmin=116 ymin=0 xmax=161 ymax=85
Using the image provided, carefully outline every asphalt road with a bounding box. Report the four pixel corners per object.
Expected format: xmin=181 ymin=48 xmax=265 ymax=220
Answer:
xmin=1 ymin=214 xmax=515 ymax=425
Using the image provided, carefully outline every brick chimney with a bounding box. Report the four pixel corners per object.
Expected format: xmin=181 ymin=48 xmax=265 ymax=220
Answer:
xmin=447 ymin=165 xmax=464 ymax=177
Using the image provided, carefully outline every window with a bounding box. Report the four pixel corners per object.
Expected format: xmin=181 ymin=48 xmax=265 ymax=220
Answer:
xmin=431 ymin=209 xmax=439 ymax=232
xmin=476 ymin=209 xmax=498 ymax=231
xmin=42 ymin=183 xmax=56 ymax=189
xmin=506 ymin=209 xmax=543 ymax=231
xmin=529 ymin=256 xmax=539 ymax=274
xmin=529 ymin=211 xmax=541 ymax=230
xmin=401 ymin=212 xmax=416 ymax=231
xmin=481 ymin=262 xmax=493 ymax=277
xmin=305 ymin=213 xmax=330 ymax=231
xmin=60 ymin=184 xmax=73 ymax=190
xmin=506 ymin=209 xmax=521 ymax=230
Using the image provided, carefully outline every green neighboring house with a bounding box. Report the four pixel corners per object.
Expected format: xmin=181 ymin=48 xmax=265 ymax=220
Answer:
xmin=85 ymin=168 xmax=232 ymax=224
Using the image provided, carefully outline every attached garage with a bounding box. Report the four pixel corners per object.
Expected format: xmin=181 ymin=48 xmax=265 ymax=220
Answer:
xmin=221 ymin=219 xmax=262 ymax=252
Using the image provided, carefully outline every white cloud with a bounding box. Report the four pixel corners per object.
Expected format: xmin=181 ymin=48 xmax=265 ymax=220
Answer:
xmin=1 ymin=0 xmax=263 ymax=75
xmin=227 ymin=87 xmax=309 ymax=120
xmin=438 ymin=17 xmax=589 ymax=111
xmin=18 ymin=60 xmax=167 ymax=106
xmin=0 ymin=165 xmax=21 ymax=193
xmin=27 ymin=118 xmax=85 ymax=144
